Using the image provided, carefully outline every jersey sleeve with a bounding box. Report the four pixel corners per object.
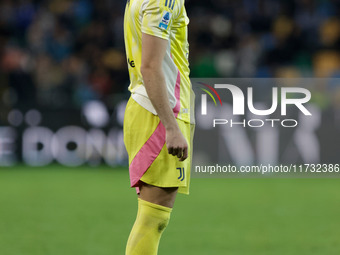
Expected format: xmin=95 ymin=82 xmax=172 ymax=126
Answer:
xmin=141 ymin=0 xmax=180 ymax=40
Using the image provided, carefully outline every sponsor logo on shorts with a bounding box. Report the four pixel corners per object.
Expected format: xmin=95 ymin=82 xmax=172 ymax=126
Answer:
xmin=177 ymin=167 xmax=185 ymax=181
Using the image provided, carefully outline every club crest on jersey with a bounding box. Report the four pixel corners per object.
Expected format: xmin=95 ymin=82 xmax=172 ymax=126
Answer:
xmin=159 ymin=11 xmax=172 ymax=30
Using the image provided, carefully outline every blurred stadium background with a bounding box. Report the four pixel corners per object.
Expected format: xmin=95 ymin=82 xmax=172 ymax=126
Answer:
xmin=1 ymin=0 xmax=340 ymax=254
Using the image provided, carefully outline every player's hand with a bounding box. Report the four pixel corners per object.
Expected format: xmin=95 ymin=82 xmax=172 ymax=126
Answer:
xmin=165 ymin=127 xmax=188 ymax=162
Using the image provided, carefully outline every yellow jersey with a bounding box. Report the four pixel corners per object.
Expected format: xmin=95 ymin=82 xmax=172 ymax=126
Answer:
xmin=124 ymin=0 xmax=194 ymax=124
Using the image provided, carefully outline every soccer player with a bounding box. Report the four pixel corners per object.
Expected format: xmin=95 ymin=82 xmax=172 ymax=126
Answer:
xmin=123 ymin=0 xmax=194 ymax=254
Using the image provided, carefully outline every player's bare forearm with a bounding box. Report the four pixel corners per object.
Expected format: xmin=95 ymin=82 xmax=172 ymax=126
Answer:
xmin=141 ymin=33 xmax=188 ymax=161
xmin=141 ymin=66 xmax=177 ymax=130
xmin=142 ymin=67 xmax=188 ymax=161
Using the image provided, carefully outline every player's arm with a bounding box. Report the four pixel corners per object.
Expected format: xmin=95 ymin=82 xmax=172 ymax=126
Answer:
xmin=141 ymin=33 xmax=188 ymax=161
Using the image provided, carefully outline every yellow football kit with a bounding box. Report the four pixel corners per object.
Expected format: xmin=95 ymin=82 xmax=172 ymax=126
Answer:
xmin=124 ymin=0 xmax=194 ymax=194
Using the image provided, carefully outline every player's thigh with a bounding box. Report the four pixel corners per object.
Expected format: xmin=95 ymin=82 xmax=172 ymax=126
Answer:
xmin=139 ymin=182 xmax=178 ymax=208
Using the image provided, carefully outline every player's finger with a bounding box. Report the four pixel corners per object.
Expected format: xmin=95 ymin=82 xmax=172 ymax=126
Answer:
xmin=172 ymin=148 xmax=179 ymax=156
xmin=180 ymin=147 xmax=188 ymax=161
xmin=168 ymin=146 xmax=173 ymax=155
xmin=177 ymin=148 xmax=183 ymax=159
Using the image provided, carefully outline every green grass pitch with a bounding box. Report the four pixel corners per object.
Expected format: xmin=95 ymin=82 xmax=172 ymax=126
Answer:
xmin=0 ymin=165 xmax=340 ymax=255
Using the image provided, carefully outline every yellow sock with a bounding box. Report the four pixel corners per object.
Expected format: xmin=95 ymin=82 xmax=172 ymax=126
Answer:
xmin=126 ymin=198 xmax=172 ymax=255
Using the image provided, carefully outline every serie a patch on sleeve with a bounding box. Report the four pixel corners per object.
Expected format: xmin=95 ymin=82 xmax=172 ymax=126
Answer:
xmin=159 ymin=11 xmax=172 ymax=30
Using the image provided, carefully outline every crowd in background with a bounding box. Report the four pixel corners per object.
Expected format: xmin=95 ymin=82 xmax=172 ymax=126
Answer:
xmin=1 ymin=0 xmax=340 ymax=111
